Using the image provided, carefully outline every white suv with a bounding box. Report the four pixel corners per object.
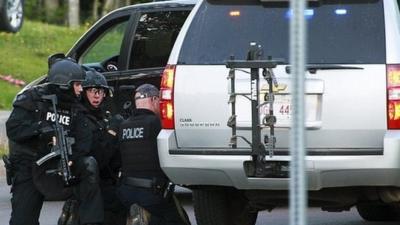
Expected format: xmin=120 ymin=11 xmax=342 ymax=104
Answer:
xmin=158 ymin=0 xmax=400 ymax=224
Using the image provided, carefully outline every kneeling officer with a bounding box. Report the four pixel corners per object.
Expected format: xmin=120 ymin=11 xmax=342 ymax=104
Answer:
xmin=116 ymin=84 xmax=189 ymax=225
xmin=6 ymin=58 xmax=103 ymax=225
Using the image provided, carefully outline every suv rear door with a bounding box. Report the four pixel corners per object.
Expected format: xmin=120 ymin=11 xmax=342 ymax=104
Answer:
xmin=173 ymin=0 xmax=388 ymax=154
xmin=109 ymin=5 xmax=192 ymax=115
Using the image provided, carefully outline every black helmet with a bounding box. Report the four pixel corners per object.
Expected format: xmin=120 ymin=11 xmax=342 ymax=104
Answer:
xmin=82 ymin=70 xmax=109 ymax=90
xmin=47 ymin=58 xmax=85 ymax=88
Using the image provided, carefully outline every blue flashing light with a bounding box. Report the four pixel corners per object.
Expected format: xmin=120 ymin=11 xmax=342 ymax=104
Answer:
xmin=305 ymin=9 xmax=314 ymax=17
xmin=335 ymin=9 xmax=347 ymax=15
xmin=285 ymin=9 xmax=314 ymax=19
xmin=285 ymin=10 xmax=291 ymax=19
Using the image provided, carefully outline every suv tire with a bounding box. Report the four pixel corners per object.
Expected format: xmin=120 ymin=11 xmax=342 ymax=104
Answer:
xmin=356 ymin=202 xmax=399 ymax=221
xmin=0 ymin=0 xmax=23 ymax=33
xmin=193 ymin=188 xmax=258 ymax=225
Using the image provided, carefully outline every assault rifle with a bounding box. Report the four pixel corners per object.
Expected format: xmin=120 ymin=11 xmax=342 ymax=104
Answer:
xmin=36 ymin=94 xmax=75 ymax=186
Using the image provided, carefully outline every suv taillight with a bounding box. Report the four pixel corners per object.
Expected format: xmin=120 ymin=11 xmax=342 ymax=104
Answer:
xmin=160 ymin=65 xmax=176 ymax=129
xmin=387 ymin=64 xmax=400 ymax=129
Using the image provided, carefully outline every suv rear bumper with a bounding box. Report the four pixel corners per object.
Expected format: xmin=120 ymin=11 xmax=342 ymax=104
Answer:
xmin=158 ymin=130 xmax=400 ymax=190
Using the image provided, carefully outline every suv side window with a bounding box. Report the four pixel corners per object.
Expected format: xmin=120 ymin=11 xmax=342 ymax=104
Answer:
xmin=128 ymin=10 xmax=190 ymax=69
xmin=81 ymin=19 xmax=129 ymax=65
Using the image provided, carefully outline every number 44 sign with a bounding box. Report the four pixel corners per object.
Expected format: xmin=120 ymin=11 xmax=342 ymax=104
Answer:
xmin=260 ymin=94 xmax=291 ymax=126
xmin=260 ymin=94 xmax=320 ymax=128
xmin=279 ymin=104 xmax=291 ymax=115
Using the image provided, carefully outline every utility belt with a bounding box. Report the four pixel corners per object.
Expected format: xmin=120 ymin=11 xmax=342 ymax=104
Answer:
xmin=121 ymin=177 xmax=175 ymax=199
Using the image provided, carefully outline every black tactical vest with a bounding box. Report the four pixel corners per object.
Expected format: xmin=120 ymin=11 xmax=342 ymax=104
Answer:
xmin=118 ymin=109 xmax=165 ymax=179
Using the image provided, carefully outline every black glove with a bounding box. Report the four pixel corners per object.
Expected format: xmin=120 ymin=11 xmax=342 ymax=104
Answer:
xmin=37 ymin=121 xmax=55 ymax=142
xmin=107 ymin=114 xmax=124 ymax=133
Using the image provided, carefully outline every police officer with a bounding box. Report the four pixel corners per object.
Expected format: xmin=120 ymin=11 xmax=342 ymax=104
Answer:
xmin=6 ymin=58 xmax=103 ymax=225
xmin=115 ymin=84 xmax=188 ymax=225
xmin=81 ymin=70 xmax=121 ymax=180
xmin=82 ymin=70 xmax=127 ymax=225
xmin=58 ymin=70 xmax=126 ymax=225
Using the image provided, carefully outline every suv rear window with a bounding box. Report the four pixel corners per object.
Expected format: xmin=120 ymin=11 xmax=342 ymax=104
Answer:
xmin=178 ymin=0 xmax=385 ymax=65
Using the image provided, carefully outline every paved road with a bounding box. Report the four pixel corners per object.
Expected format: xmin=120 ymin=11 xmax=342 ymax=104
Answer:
xmin=0 ymin=178 xmax=253 ymax=225
xmin=0 ymin=110 xmax=399 ymax=225
xmin=0 ymin=112 xmax=397 ymax=225
xmin=0 ymin=111 xmax=10 ymax=148
xmin=0 ymin=176 xmax=398 ymax=225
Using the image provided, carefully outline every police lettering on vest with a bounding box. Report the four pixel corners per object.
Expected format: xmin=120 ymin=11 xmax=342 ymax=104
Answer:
xmin=45 ymin=112 xmax=71 ymax=126
xmin=122 ymin=127 xmax=144 ymax=140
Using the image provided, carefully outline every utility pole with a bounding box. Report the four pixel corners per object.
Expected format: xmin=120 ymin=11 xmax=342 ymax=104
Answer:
xmin=289 ymin=0 xmax=307 ymax=225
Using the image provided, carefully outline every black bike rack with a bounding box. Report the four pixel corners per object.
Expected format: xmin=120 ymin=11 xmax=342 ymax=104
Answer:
xmin=226 ymin=42 xmax=288 ymax=178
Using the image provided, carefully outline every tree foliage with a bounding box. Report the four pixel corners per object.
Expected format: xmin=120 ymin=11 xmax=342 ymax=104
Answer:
xmin=24 ymin=0 xmax=152 ymax=26
xmin=27 ymin=0 xmax=400 ymax=27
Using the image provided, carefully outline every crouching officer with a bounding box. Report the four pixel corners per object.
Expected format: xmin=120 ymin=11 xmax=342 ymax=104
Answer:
xmin=58 ymin=70 xmax=126 ymax=225
xmin=115 ymin=84 xmax=190 ymax=225
xmin=82 ymin=71 xmax=126 ymax=225
xmin=6 ymin=58 xmax=103 ymax=225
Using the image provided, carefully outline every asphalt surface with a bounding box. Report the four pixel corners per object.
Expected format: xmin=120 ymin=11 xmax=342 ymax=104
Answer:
xmin=0 ymin=111 xmax=10 ymax=177
xmin=0 ymin=111 xmax=10 ymax=149
xmin=0 ymin=110 xmax=399 ymax=225
xmin=1 ymin=176 xmax=399 ymax=225
xmin=0 ymin=178 xmax=260 ymax=225
xmin=0 ymin=177 xmax=197 ymax=225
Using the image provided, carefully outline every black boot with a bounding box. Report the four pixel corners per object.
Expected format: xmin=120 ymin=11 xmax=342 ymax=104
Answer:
xmin=66 ymin=200 xmax=79 ymax=225
xmin=58 ymin=199 xmax=74 ymax=225
xmin=126 ymin=204 xmax=151 ymax=225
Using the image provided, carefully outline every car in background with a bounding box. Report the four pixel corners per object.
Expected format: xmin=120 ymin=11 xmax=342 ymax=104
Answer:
xmin=0 ymin=0 xmax=24 ymax=33
xmin=23 ymin=0 xmax=195 ymax=112
xmin=18 ymin=0 xmax=195 ymax=200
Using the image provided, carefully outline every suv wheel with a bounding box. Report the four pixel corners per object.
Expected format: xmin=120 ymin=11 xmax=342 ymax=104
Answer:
xmin=193 ymin=188 xmax=258 ymax=225
xmin=0 ymin=0 xmax=23 ymax=33
xmin=356 ymin=202 xmax=400 ymax=221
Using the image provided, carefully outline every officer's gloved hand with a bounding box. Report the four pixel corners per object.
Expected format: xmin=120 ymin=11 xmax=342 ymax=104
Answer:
xmin=37 ymin=121 xmax=55 ymax=142
xmin=107 ymin=114 xmax=124 ymax=136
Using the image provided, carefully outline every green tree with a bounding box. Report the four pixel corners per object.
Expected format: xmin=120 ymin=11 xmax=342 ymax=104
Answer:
xmin=25 ymin=0 xmax=151 ymax=26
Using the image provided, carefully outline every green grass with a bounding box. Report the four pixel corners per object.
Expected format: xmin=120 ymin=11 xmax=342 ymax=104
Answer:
xmin=82 ymin=21 xmax=126 ymax=64
xmin=0 ymin=145 xmax=8 ymax=156
xmin=0 ymin=20 xmax=87 ymax=109
xmin=0 ymin=82 xmax=20 ymax=109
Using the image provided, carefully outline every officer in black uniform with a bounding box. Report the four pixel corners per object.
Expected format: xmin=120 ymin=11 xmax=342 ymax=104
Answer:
xmin=58 ymin=70 xmax=126 ymax=225
xmin=6 ymin=58 xmax=103 ymax=225
xmin=115 ymin=84 xmax=188 ymax=225
xmin=82 ymin=70 xmax=126 ymax=225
